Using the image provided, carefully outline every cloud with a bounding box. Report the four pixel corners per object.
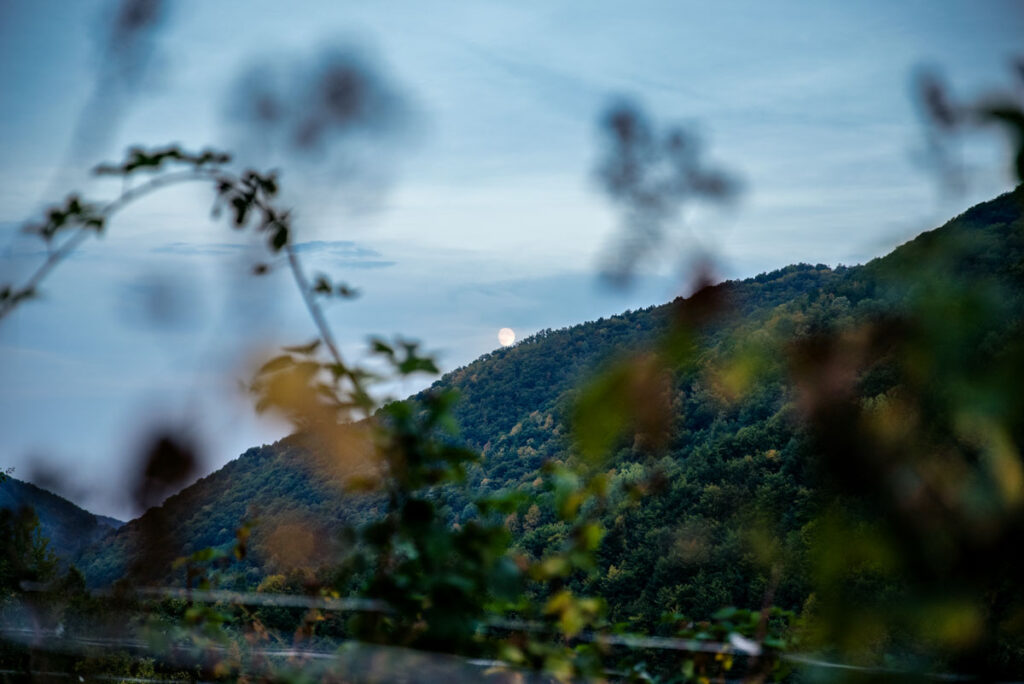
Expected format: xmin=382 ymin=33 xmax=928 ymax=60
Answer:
xmin=150 ymin=239 xmax=396 ymax=268
xmin=150 ymin=242 xmax=250 ymax=256
xmin=292 ymin=240 xmax=397 ymax=268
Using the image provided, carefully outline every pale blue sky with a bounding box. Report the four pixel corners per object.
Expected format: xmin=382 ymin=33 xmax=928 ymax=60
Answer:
xmin=1 ymin=1 xmax=1021 ymax=518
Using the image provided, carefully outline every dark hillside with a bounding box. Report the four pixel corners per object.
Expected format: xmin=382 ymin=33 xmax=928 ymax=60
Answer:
xmin=73 ymin=433 xmax=377 ymax=586
xmin=0 ymin=476 xmax=122 ymax=562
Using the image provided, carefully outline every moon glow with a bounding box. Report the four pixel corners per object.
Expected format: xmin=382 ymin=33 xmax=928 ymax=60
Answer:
xmin=498 ymin=327 xmax=516 ymax=347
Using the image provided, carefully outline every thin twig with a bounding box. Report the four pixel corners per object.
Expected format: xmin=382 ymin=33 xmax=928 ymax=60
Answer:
xmin=4 ymin=161 xmax=367 ymax=420
xmin=0 ymin=169 xmax=219 ymax=322
xmin=101 ymin=168 xmax=219 ymax=216
xmin=0 ymin=228 xmax=91 ymax=320
xmin=284 ymin=243 xmax=346 ymax=371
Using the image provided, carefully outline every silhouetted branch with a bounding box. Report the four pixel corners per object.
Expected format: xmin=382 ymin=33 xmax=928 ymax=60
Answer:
xmin=285 ymin=244 xmax=347 ymax=379
xmin=1 ymin=169 xmax=219 ymax=322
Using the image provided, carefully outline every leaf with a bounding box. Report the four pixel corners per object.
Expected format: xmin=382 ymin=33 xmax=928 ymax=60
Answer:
xmin=371 ymin=338 xmax=394 ymax=356
xmin=572 ymin=362 xmax=632 ymax=463
xmin=256 ymin=172 xmax=278 ymax=197
xmin=231 ymin=197 xmax=250 ymax=226
xmin=270 ymin=225 xmax=289 ymax=251
xmin=282 ymin=339 xmax=321 ymax=355
xmin=313 ymin=274 xmax=332 ymax=294
xmin=336 ymin=283 xmax=360 ymax=298
xmin=257 ymin=354 xmax=294 ymax=375
xmin=712 ymin=607 xmax=738 ymax=621
xmin=576 ymin=522 xmax=604 ymax=552
xmin=398 ymin=356 xmax=439 ymax=375
xmin=347 ymin=475 xmax=380 ymax=492
xmin=531 ymin=555 xmax=571 ymax=580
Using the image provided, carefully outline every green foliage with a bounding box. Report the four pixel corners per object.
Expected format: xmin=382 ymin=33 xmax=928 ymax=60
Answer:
xmin=0 ymin=507 xmax=58 ymax=597
xmin=0 ymin=475 xmax=121 ymax=561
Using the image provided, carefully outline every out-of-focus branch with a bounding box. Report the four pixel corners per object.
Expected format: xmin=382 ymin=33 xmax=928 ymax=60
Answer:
xmin=285 ymin=244 xmax=346 ymax=375
xmin=0 ymin=169 xmax=218 ymax=322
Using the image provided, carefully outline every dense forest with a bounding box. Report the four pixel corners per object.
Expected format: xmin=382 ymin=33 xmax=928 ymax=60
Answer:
xmin=49 ymin=184 xmax=1023 ymax=674
xmin=0 ymin=477 xmax=121 ymax=562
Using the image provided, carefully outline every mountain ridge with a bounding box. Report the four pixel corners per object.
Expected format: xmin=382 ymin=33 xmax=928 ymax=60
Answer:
xmin=70 ymin=186 xmax=1024 ymax=608
xmin=0 ymin=475 xmax=123 ymax=562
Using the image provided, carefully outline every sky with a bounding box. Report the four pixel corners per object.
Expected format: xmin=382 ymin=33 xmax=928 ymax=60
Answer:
xmin=1 ymin=0 xmax=1022 ymax=519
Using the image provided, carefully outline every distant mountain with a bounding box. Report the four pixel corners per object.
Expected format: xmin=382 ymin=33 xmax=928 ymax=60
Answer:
xmin=75 ymin=186 xmax=1024 ymax=621
xmin=0 ymin=476 xmax=122 ymax=561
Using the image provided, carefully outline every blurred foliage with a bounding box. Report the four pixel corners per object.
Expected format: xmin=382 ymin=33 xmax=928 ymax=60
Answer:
xmin=596 ymin=101 xmax=739 ymax=284
xmin=916 ymin=58 xmax=1024 ymax=188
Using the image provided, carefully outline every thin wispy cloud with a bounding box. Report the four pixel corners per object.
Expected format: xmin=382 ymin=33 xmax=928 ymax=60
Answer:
xmin=292 ymin=240 xmax=397 ymax=268
xmin=150 ymin=242 xmax=250 ymax=256
xmin=150 ymin=239 xmax=397 ymax=268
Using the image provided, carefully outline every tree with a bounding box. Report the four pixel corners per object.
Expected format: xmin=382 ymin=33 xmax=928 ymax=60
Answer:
xmin=0 ymin=507 xmax=57 ymax=598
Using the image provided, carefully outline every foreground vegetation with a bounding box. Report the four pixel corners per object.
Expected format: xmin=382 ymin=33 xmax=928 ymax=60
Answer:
xmin=4 ymin=180 xmax=1024 ymax=680
xmin=3 ymin=40 xmax=1024 ymax=679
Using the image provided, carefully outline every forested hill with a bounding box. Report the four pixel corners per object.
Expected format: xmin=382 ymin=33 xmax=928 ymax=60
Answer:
xmin=0 ymin=476 xmax=122 ymax=561
xmin=74 ymin=186 xmax=1024 ymax=608
xmin=434 ymin=184 xmax=1024 ymax=485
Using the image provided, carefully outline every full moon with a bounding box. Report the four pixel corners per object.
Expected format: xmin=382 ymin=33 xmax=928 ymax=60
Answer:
xmin=498 ymin=327 xmax=516 ymax=347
